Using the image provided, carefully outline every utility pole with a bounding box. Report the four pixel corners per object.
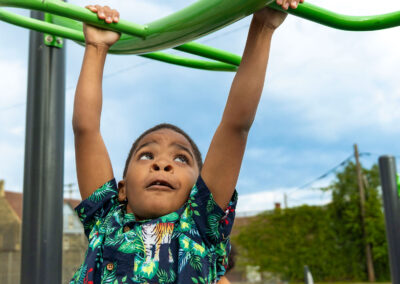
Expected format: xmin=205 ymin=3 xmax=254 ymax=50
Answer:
xmin=65 ymin=182 xmax=75 ymax=199
xmin=354 ymin=144 xmax=375 ymax=282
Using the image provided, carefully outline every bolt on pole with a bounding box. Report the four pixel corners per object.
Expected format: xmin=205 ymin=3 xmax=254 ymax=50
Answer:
xmin=378 ymin=155 xmax=400 ymax=284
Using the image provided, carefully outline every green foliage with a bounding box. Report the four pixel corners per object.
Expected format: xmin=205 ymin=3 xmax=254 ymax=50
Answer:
xmin=234 ymin=162 xmax=390 ymax=282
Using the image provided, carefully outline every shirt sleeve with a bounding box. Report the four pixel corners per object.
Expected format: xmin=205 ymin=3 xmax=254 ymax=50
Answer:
xmin=188 ymin=176 xmax=238 ymax=246
xmin=74 ymin=179 xmax=119 ymax=238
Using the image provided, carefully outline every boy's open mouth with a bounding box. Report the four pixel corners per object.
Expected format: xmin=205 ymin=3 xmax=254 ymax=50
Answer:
xmin=147 ymin=179 xmax=175 ymax=190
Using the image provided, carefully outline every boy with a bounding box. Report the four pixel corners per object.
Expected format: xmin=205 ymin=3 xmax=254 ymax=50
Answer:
xmin=71 ymin=1 xmax=302 ymax=283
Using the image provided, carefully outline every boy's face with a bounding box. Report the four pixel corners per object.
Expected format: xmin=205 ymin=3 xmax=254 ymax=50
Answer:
xmin=119 ymin=129 xmax=199 ymax=220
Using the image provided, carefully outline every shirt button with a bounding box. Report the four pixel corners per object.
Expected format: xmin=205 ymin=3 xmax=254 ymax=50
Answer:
xmin=124 ymin=226 xmax=130 ymax=233
xmin=106 ymin=263 xmax=114 ymax=271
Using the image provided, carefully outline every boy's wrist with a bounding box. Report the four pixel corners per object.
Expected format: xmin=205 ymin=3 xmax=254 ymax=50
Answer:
xmin=251 ymin=18 xmax=276 ymax=36
xmin=85 ymin=42 xmax=111 ymax=53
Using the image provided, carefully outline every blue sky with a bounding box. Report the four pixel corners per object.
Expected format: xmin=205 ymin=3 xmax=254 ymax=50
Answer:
xmin=1 ymin=0 xmax=400 ymax=213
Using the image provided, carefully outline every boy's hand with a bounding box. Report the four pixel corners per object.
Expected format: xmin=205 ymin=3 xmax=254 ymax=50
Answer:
xmin=84 ymin=5 xmax=121 ymax=48
xmin=254 ymin=0 xmax=304 ymax=30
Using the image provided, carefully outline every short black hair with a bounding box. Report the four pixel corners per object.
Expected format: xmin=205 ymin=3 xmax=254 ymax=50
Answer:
xmin=123 ymin=123 xmax=203 ymax=178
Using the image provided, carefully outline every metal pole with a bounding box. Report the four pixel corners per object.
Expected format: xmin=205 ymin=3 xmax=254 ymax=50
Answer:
xmin=378 ymin=156 xmax=400 ymax=284
xmin=20 ymin=10 xmax=65 ymax=284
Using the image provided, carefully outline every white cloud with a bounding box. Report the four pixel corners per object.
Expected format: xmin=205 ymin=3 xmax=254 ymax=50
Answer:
xmin=257 ymin=12 xmax=400 ymax=142
xmin=0 ymin=58 xmax=27 ymax=106
xmin=0 ymin=141 xmax=25 ymax=191
xmin=236 ymin=185 xmax=331 ymax=213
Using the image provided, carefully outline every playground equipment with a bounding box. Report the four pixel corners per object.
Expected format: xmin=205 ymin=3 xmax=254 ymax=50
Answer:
xmin=1 ymin=0 xmax=400 ymax=71
xmin=379 ymin=157 xmax=400 ymax=284
xmin=1 ymin=1 xmax=400 ymax=283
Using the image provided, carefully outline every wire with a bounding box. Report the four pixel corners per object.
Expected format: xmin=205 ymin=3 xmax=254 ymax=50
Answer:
xmin=360 ymin=151 xmax=400 ymax=160
xmin=287 ymin=150 xmax=400 ymax=198
xmin=287 ymin=153 xmax=354 ymax=196
xmin=3 ymin=23 xmax=248 ymax=111
xmin=199 ymin=23 xmax=249 ymax=44
xmin=0 ymin=102 xmax=26 ymax=111
xmin=298 ymin=154 xmax=353 ymax=189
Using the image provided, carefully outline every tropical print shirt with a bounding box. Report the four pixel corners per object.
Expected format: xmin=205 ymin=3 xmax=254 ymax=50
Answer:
xmin=70 ymin=176 xmax=237 ymax=284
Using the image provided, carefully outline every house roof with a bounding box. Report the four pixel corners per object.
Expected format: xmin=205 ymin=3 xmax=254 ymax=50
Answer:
xmin=4 ymin=191 xmax=24 ymax=221
xmin=3 ymin=190 xmax=82 ymax=221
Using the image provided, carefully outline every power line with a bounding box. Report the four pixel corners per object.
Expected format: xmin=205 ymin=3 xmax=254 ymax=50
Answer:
xmin=361 ymin=151 xmax=400 ymax=160
xmin=65 ymin=24 xmax=249 ymax=91
xmin=66 ymin=59 xmax=152 ymax=90
xmin=288 ymin=153 xmax=354 ymax=196
xmin=0 ymin=102 xmax=26 ymax=111
xmin=3 ymin=24 xmax=248 ymax=111
xmin=199 ymin=23 xmax=249 ymax=44
xmin=287 ymin=150 xmax=400 ymax=198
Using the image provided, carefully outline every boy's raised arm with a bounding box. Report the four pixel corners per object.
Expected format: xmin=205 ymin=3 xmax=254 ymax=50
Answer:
xmin=201 ymin=1 xmax=303 ymax=210
xmin=73 ymin=5 xmax=120 ymax=199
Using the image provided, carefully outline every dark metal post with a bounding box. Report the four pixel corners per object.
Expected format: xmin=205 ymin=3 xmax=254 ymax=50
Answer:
xmin=20 ymin=10 xmax=65 ymax=284
xmin=378 ymin=155 xmax=400 ymax=284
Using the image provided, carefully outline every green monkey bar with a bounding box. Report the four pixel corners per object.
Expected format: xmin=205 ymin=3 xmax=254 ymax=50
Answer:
xmin=1 ymin=0 xmax=400 ymax=71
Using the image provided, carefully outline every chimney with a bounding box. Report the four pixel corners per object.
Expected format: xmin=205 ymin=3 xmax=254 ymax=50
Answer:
xmin=0 ymin=179 xmax=4 ymax=197
xmin=274 ymin=202 xmax=281 ymax=210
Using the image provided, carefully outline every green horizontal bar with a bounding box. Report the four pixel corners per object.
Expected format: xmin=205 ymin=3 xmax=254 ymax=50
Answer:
xmin=138 ymin=52 xmax=238 ymax=72
xmin=174 ymin=42 xmax=242 ymax=67
xmin=0 ymin=8 xmax=84 ymax=41
xmin=0 ymin=0 xmax=147 ymax=37
xmin=269 ymin=2 xmax=400 ymax=31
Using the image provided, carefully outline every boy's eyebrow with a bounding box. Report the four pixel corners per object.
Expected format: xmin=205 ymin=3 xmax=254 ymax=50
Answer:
xmin=134 ymin=141 xmax=156 ymax=154
xmin=135 ymin=141 xmax=194 ymax=160
xmin=172 ymin=143 xmax=194 ymax=160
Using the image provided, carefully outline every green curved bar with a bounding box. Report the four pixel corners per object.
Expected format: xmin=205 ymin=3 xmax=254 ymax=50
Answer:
xmin=0 ymin=7 xmax=239 ymax=71
xmin=270 ymin=2 xmax=400 ymax=31
xmin=1 ymin=0 xmax=400 ymax=71
xmin=0 ymin=0 xmax=274 ymax=53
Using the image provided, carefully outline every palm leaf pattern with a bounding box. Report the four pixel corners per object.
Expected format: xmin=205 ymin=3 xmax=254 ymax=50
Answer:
xmin=206 ymin=198 xmax=216 ymax=214
xmin=178 ymin=248 xmax=191 ymax=273
xmin=103 ymin=263 xmax=117 ymax=283
xmin=156 ymin=268 xmax=176 ymax=283
xmin=88 ymin=181 xmax=117 ymax=203
xmin=206 ymin=213 xmax=222 ymax=242
xmin=189 ymin=255 xmax=202 ymax=271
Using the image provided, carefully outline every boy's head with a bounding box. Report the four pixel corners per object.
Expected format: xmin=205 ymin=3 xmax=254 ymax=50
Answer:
xmin=118 ymin=123 xmax=202 ymax=220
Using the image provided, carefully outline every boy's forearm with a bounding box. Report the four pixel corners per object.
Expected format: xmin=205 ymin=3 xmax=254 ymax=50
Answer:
xmin=221 ymin=18 xmax=274 ymax=131
xmin=73 ymin=44 xmax=109 ymax=133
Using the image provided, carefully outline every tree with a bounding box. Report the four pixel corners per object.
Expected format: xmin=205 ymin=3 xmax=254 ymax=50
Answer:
xmin=234 ymin=162 xmax=390 ymax=281
xmin=325 ymin=162 xmax=390 ymax=281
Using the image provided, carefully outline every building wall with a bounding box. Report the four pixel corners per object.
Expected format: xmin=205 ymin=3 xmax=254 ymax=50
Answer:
xmin=0 ymin=181 xmax=89 ymax=283
xmin=0 ymin=251 xmax=20 ymax=284
xmin=62 ymin=234 xmax=88 ymax=283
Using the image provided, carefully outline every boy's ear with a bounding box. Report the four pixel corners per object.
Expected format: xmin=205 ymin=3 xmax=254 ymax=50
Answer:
xmin=117 ymin=180 xmax=127 ymax=202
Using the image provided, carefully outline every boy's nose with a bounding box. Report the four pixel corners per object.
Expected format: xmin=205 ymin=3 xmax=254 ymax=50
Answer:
xmin=151 ymin=162 xmax=173 ymax=172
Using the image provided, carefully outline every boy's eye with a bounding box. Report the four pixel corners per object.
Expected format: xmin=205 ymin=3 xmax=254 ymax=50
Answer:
xmin=174 ymin=155 xmax=189 ymax=164
xmin=139 ymin=152 xmax=153 ymax=160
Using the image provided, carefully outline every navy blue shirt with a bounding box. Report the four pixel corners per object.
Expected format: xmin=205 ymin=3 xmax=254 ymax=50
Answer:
xmin=70 ymin=176 xmax=237 ymax=284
